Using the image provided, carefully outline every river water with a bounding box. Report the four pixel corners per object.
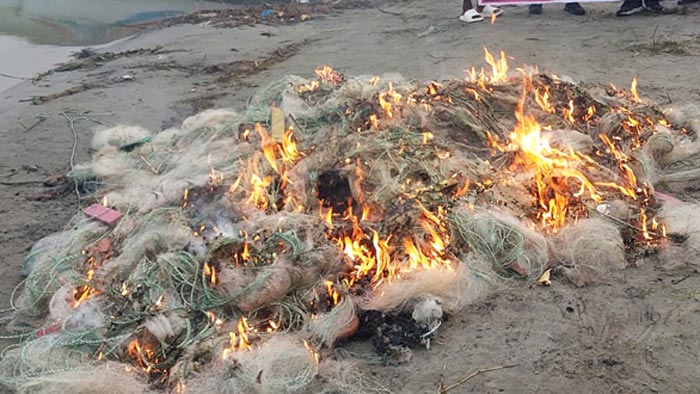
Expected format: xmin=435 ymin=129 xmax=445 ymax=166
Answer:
xmin=0 ymin=0 xmax=252 ymax=92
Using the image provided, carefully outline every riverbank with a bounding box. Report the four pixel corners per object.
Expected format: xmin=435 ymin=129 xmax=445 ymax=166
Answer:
xmin=2 ymin=1 xmax=700 ymax=392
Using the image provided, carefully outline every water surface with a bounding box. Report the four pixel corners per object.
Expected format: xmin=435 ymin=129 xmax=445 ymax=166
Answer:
xmin=0 ymin=0 xmax=251 ymax=92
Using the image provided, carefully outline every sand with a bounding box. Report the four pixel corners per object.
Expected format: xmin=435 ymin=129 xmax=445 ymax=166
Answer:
xmin=1 ymin=1 xmax=700 ymax=392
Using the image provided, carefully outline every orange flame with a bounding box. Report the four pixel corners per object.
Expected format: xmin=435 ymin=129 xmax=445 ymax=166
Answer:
xmin=483 ymin=48 xmax=509 ymax=84
xmin=278 ymin=128 xmax=304 ymax=163
xmin=256 ymin=123 xmax=280 ymax=174
xmin=303 ymin=340 xmax=320 ymax=364
xmin=454 ymin=179 xmax=471 ymax=198
xmin=315 ymin=65 xmax=343 ymax=84
xmin=466 ymin=48 xmax=509 ymax=88
xmin=379 ymin=82 xmax=402 ymax=119
xmin=630 ymin=76 xmax=641 ymax=102
xmin=204 ymin=262 xmax=218 ymax=286
xmin=324 ymin=280 xmax=340 ymax=306
xmin=564 ymin=99 xmax=575 ymax=123
xmin=182 ymin=188 xmax=189 ymax=208
xmin=505 ymin=84 xmax=601 ymax=231
xmin=73 ymin=284 xmax=99 ymax=308
xmin=222 ymin=317 xmax=251 ymax=359
xmin=127 ymin=338 xmax=158 ymax=374
xmin=534 ymin=87 xmax=555 ymax=114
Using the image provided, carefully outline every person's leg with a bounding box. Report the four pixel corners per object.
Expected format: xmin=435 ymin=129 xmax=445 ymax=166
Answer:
xmin=463 ymin=0 xmax=472 ymax=13
xmin=564 ymin=2 xmax=586 ymax=14
xmin=529 ymin=3 xmax=543 ymax=14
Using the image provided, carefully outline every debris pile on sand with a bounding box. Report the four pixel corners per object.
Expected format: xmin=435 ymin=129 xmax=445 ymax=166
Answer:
xmin=3 ymin=49 xmax=700 ymax=393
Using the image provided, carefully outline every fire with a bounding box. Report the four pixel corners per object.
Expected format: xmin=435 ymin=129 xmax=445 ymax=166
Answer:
xmin=235 ymin=123 xmax=305 ymax=211
xmin=564 ymin=99 xmax=575 ymax=123
xmin=369 ymin=114 xmax=379 ymax=129
xmin=379 ymin=82 xmax=403 ymax=119
xmin=484 ymin=48 xmax=509 ymax=84
xmin=583 ymin=105 xmax=596 ymax=121
xmin=279 ymin=129 xmax=304 ymax=163
xmin=324 ymin=280 xmax=340 ymax=306
xmin=361 ymin=204 xmax=370 ymax=222
xmin=534 ymin=87 xmax=555 ymax=114
xmin=323 ymin=206 xmax=334 ymax=228
xmin=315 ymin=65 xmax=344 ymax=84
xmin=504 ymin=84 xmax=601 ymax=231
xmin=256 ymin=123 xmax=281 ymax=174
xmin=466 ymin=48 xmax=509 ymax=88
xmin=127 ymin=338 xmax=159 ymax=374
xmin=182 ymin=188 xmax=189 ymax=208
xmin=206 ymin=311 xmax=224 ymax=330
xmin=630 ymin=76 xmax=641 ymax=102
xmin=204 ymin=262 xmax=218 ymax=285
xmin=73 ymin=284 xmax=99 ymax=308
xmin=265 ymin=320 xmax=279 ymax=333
xmin=454 ymin=179 xmax=470 ymax=198
xmin=339 ymin=229 xmax=394 ymax=287
xmin=222 ymin=317 xmax=251 ymax=359
xmin=303 ymin=340 xmax=321 ymax=364
xmin=247 ymin=173 xmax=273 ymax=210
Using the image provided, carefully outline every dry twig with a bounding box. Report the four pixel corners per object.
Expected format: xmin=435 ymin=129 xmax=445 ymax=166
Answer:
xmin=440 ymin=363 xmax=519 ymax=394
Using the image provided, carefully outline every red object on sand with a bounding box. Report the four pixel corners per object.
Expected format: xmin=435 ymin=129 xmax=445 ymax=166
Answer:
xmin=84 ymin=204 xmax=123 ymax=226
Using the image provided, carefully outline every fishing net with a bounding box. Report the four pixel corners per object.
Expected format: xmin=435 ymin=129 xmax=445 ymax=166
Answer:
xmin=2 ymin=51 xmax=700 ymax=391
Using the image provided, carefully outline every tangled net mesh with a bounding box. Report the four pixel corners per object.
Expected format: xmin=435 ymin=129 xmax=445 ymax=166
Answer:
xmin=3 ymin=49 xmax=700 ymax=392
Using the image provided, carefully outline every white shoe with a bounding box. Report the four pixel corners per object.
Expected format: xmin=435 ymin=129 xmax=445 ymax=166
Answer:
xmin=481 ymin=5 xmax=504 ymax=16
xmin=459 ymin=9 xmax=484 ymax=23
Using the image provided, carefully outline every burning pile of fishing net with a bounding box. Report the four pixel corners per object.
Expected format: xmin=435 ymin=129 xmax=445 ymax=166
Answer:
xmin=4 ymin=49 xmax=700 ymax=393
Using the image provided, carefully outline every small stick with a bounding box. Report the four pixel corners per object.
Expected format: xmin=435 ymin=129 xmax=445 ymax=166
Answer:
xmin=0 ymin=72 xmax=32 ymax=80
xmin=672 ymin=273 xmax=692 ymax=285
xmin=24 ymin=117 xmax=47 ymax=132
xmin=0 ymin=180 xmax=44 ymax=186
xmin=440 ymin=364 xmax=519 ymax=394
xmin=139 ymin=155 xmax=160 ymax=174
xmin=436 ymin=363 xmax=447 ymax=394
xmin=378 ymin=7 xmax=404 ymax=15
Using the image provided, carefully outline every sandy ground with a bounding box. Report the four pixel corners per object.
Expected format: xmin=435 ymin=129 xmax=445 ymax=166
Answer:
xmin=1 ymin=1 xmax=700 ymax=392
